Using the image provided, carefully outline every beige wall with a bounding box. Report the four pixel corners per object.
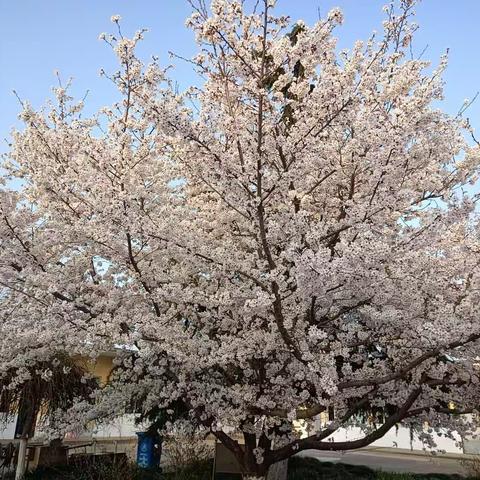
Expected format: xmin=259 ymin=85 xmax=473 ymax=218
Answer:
xmin=73 ymin=353 xmax=115 ymax=386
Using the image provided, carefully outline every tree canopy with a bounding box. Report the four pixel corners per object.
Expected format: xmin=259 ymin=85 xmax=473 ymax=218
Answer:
xmin=2 ymin=0 xmax=480 ymax=477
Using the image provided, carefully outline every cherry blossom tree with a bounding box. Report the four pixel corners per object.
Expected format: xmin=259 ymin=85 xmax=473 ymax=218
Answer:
xmin=0 ymin=354 xmax=96 ymax=480
xmin=2 ymin=1 xmax=480 ymax=477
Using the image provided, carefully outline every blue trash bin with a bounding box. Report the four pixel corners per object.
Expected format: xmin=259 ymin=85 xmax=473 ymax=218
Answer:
xmin=136 ymin=431 xmax=160 ymax=469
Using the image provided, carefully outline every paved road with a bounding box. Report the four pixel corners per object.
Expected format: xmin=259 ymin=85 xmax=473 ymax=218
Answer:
xmin=299 ymin=449 xmax=468 ymax=476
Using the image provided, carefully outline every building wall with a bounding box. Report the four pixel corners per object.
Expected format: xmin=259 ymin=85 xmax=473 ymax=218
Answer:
xmin=75 ymin=354 xmax=115 ymax=386
xmin=327 ymin=425 xmax=463 ymax=453
xmin=305 ymin=413 xmax=464 ymax=453
xmin=0 ymin=355 xmax=469 ymax=454
xmin=0 ymin=354 xmax=133 ymax=443
xmin=0 ymin=414 xmax=17 ymax=440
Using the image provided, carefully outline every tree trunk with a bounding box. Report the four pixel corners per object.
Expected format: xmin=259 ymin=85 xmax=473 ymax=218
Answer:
xmin=15 ymin=437 xmax=28 ymax=480
xmin=266 ymin=459 xmax=288 ymax=480
xmin=242 ymin=458 xmax=288 ymax=480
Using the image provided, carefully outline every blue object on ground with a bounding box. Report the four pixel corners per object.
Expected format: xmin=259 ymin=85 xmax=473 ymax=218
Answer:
xmin=136 ymin=431 xmax=160 ymax=469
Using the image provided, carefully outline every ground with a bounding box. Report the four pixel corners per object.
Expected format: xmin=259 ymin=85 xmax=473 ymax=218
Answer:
xmin=299 ymin=448 xmax=467 ymax=476
xmin=13 ymin=449 xmax=477 ymax=479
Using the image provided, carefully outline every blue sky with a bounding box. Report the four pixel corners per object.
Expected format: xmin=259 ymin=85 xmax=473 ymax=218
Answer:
xmin=1 ymin=0 xmax=480 ymax=156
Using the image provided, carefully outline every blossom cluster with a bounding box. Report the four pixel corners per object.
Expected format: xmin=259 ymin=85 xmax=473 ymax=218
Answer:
xmin=2 ymin=0 xmax=480 ymax=475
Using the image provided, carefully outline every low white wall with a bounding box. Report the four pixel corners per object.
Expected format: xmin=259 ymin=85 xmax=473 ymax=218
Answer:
xmin=91 ymin=414 xmax=141 ymax=438
xmin=0 ymin=414 xmax=17 ymax=440
xmin=1 ymin=414 xmax=141 ymax=442
xmin=0 ymin=412 xmax=466 ymax=455
xmin=326 ymin=425 xmax=463 ymax=453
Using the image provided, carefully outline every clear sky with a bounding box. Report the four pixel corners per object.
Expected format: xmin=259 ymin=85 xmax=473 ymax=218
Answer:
xmin=1 ymin=0 xmax=480 ymax=156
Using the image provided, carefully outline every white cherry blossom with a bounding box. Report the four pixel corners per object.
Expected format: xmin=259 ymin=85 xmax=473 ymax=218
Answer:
xmin=2 ymin=1 xmax=480 ymax=478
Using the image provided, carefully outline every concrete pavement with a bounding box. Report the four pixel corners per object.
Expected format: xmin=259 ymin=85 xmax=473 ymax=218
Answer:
xmin=298 ymin=447 xmax=469 ymax=476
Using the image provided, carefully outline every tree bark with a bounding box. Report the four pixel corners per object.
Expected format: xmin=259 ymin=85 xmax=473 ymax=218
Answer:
xmin=266 ymin=459 xmax=288 ymax=480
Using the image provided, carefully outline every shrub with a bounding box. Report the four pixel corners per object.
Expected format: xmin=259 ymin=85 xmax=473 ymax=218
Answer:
xmin=22 ymin=456 xmax=162 ymax=480
xmin=162 ymin=434 xmax=213 ymax=475
xmin=287 ymin=456 xmax=376 ymax=480
xmin=376 ymin=475 xmax=468 ymax=480
xmin=461 ymin=455 xmax=480 ymax=479
xmin=375 ymin=474 xmax=417 ymax=480
xmin=287 ymin=456 xmax=469 ymax=480
xmin=162 ymin=458 xmax=213 ymax=480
